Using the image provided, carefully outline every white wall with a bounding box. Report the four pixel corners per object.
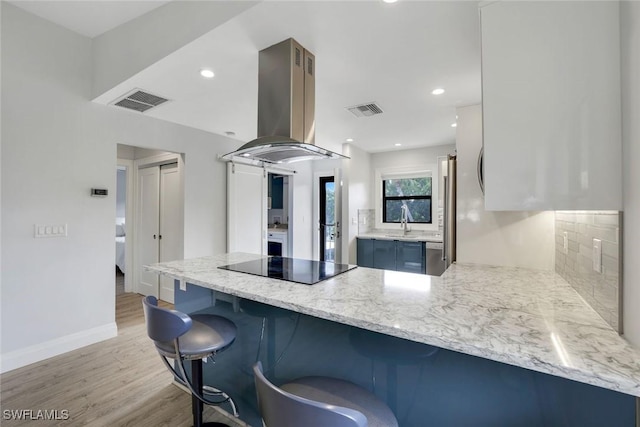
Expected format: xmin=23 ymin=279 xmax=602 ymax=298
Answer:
xmin=456 ymin=105 xmax=555 ymax=271
xmin=116 ymin=169 xmax=126 ymax=218
xmin=291 ymin=161 xmax=314 ymax=259
xmin=370 ymin=145 xmax=455 ymax=190
xmin=621 ymin=1 xmax=640 ymax=346
xmin=0 ymin=3 xmax=239 ymax=372
xmin=342 ymin=144 xmax=371 ymax=264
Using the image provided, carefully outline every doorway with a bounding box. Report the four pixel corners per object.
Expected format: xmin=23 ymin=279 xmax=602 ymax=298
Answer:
xmin=137 ymin=161 xmax=183 ymax=303
xmin=116 ymin=144 xmax=184 ymax=305
xmin=115 ymin=165 xmax=127 ymax=295
xmin=116 ymin=158 xmax=134 ymax=295
xmin=319 ymin=176 xmax=335 ymax=262
xmin=227 ymin=164 xmax=294 ymax=257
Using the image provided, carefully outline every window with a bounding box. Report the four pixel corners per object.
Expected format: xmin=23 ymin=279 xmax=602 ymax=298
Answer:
xmin=382 ymin=176 xmax=432 ymax=223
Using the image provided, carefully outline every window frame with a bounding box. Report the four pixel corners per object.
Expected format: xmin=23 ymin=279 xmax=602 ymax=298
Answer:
xmin=374 ymin=165 xmax=439 ymax=232
xmin=381 ymin=178 xmax=433 ymax=224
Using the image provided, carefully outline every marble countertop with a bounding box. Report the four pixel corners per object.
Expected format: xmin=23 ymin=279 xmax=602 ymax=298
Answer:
xmin=145 ymin=253 xmax=640 ymax=397
xmin=267 ymin=228 xmax=287 ymax=233
xmin=358 ymin=232 xmax=443 ymax=243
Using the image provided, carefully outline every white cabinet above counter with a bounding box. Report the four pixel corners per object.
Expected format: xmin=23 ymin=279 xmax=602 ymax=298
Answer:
xmin=480 ymin=1 xmax=622 ymax=211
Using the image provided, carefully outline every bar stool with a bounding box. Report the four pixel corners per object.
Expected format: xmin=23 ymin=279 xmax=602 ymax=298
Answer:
xmin=349 ymin=327 xmax=439 ymax=417
xmin=253 ymin=362 xmax=398 ymax=427
xmin=142 ymin=296 xmax=238 ymax=427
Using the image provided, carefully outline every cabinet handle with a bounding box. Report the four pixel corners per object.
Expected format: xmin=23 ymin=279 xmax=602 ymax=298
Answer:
xmin=159 ymin=235 xmax=162 ymax=240
xmin=153 ymin=234 xmax=157 ymax=239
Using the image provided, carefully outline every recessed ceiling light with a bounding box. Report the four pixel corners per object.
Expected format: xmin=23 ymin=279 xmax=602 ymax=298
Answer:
xmin=346 ymin=138 xmax=354 ymax=142
xmin=394 ymin=143 xmax=402 ymax=147
xmin=451 ymin=123 xmax=457 ymax=128
xmin=242 ymin=153 xmax=251 ymax=157
xmin=432 ymin=88 xmax=445 ymax=95
xmin=383 ymin=0 xmax=398 ymax=3
xmin=200 ymin=69 xmax=215 ymax=79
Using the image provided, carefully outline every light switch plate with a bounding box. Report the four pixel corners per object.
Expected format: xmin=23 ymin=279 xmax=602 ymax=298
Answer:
xmin=592 ymin=238 xmax=602 ymax=273
xmin=35 ymin=224 xmax=67 ymax=238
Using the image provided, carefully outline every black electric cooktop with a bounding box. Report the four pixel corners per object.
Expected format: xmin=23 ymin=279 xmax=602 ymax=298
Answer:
xmin=218 ymin=257 xmax=356 ymax=285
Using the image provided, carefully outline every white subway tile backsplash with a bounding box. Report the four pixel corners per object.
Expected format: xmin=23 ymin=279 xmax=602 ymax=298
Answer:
xmin=554 ymin=211 xmax=621 ymax=333
xmin=587 ymin=225 xmax=618 ymax=243
xmin=601 ymin=240 xmax=618 ymax=258
xmin=593 ymin=214 xmax=619 ymax=226
xmin=357 ymin=209 xmax=374 ymax=234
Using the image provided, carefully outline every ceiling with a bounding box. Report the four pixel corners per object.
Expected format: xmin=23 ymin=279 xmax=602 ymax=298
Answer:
xmin=8 ymin=1 xmax=170 ymax=38
xmin=11 ymin=0 xmax=482 ymax=154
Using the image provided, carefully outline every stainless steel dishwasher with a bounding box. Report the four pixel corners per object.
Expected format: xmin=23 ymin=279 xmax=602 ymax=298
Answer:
xmin=425 ymin=241 xmax=447 ymax=276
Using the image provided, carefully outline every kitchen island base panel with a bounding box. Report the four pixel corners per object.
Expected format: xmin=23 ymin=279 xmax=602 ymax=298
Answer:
xmin=175 ymin=284 xmax=636 ymax=427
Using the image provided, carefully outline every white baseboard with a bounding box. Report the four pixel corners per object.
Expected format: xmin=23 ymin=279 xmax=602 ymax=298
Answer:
xmin=0 ymin=323 xmax=118 ymax=374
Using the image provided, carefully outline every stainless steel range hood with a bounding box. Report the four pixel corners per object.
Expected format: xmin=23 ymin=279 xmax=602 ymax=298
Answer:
xmin=221 ymin=38 xmax=347 ymax=164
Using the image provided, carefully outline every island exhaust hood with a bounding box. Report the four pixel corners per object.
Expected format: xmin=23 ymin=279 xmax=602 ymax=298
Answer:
xmin=221 ymin=38 xmax=347 ymax=164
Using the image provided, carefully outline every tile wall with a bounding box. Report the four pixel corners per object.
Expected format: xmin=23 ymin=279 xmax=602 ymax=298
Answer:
xmin=357 ymin=209 xmax=374 ymax=234
xmin=555 ymin=211 xmax=622 ymax=332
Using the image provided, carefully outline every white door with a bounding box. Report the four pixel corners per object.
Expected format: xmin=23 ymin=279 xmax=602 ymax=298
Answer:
xmin=137 ymin=166 xmax=160 ymax=297
xmin=227 ymin=163 xmax=266 ymax=254
xmin=159 ymin=163 xmax=181 ymax=303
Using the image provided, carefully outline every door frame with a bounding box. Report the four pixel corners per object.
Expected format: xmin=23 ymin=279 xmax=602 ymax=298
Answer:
xmin=116 ymin=159 xmax=134 ymax=293
xmin=313 ymin=170 xmax=335 ymax=260
xmin=319 ymin=176 xmax=335 ymax=261
xmin=265 ymin=166 xmax=295 ymax=256
xmin=132 ymin=152 xmax=184 ymax=297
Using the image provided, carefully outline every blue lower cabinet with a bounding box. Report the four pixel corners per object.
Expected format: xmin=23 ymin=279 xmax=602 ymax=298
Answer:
xmin=397 ymin=241 xmax=426 ymax=274
xmin=356 ymin=238 xmax=374 ymax=268
xmin=357 ymin=238 xmax=427 ymax=274
xmin=374 ymin=239 xmax=397 ymax=271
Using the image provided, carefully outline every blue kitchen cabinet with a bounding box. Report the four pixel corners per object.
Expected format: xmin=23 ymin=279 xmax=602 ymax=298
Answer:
xmin=357 ymin=238 xmax=427 ymax=274
xmin=356 ymin=238 xmax=374 ymax=268
xmin=373 ymin=239 xmax=397 ymax=271
xmin=396 ymin=241 xmax=426 ymax=274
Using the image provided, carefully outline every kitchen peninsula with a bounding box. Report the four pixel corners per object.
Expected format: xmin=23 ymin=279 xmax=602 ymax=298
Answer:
xmin=146 ymin=253 xmax=640 ymax=426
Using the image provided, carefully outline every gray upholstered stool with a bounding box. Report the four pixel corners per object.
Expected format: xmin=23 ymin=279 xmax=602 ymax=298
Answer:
xmin=142 ymin=296 xmax=238 ymax=427
xmin=349 ymin=327 xmax=438 ymax=416
xmin=253 ymin=362 xmax=398 ymax=427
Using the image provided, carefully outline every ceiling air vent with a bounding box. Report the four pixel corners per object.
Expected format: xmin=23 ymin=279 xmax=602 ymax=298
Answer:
xmin=346 ymin=102 xmax=384 ymax=118
xmin=112 ymin=89 xmax=169 ymax=113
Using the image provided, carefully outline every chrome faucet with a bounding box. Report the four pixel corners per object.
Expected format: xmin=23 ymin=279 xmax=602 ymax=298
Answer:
xmin=400 ymin=205 xmax=409 ymax=235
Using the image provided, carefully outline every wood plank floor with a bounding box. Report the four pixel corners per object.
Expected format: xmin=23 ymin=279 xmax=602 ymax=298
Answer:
xmin=0 ymin=293 xmax=248 ymax=427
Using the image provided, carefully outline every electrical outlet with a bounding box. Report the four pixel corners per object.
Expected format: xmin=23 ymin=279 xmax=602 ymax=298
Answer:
xmin=592 ymin=238 xmax=602 ymax=273
xmin=179 ymin=279 xmax=187 ymax=291
xmin=562 ymin=232 xmax=569 ymax=254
